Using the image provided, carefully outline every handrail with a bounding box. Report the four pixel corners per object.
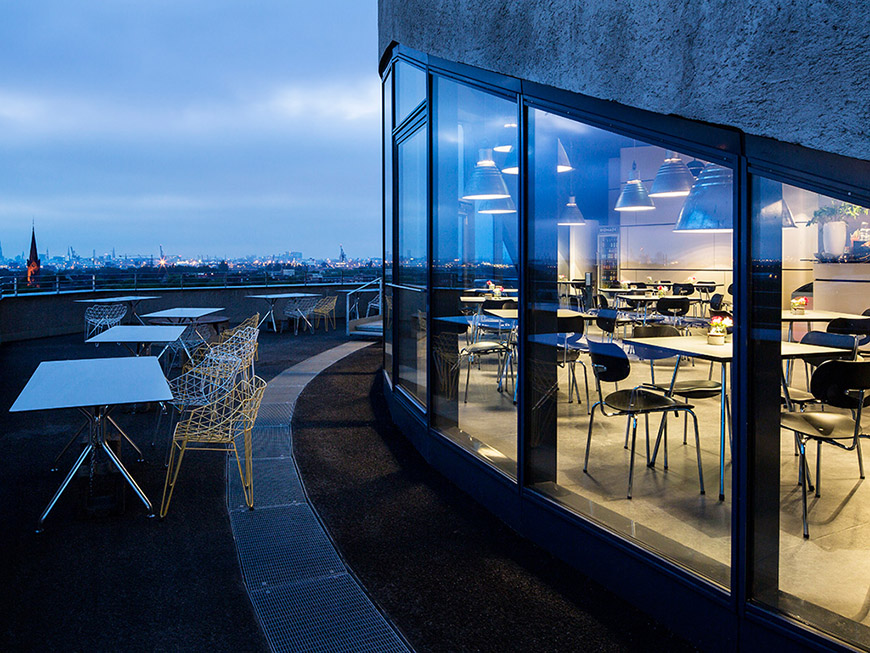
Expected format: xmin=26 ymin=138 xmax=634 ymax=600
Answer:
xmin=384 ymin=282 xmax=426 ymax=293
xmin=346 ymin=277 xmax=383 ymax=335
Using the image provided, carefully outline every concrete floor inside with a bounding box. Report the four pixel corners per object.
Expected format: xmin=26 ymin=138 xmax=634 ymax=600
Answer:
xmin=419 ymin=325 xmax=870 ymax=644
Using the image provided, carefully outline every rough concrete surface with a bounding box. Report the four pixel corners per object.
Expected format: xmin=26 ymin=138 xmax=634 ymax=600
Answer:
xmin=379 ymin=0 xmax=870 ymax=162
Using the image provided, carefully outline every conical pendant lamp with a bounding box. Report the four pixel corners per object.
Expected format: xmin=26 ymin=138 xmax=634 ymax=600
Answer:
xmin=501 ymin=147 xmax=519 ymax=175
xmin=558 ymin=196 xmax=586 ymax=225
xmin=478 ymin=196 xmax=517 ymax=214
xmin=557 ymin=139 xmax=573 ymax=173
xmin=615 ymin=161 xmax=655 ymax=212
xmin=650 ymin=152 xmax=695 ymax=198
xmin=686 ymin=158 xmax=705 ymax=178
xmin=674 ymin=163 xmax=733 ymax=231
xmin=462 ymin=149 xmax=511 ymax=200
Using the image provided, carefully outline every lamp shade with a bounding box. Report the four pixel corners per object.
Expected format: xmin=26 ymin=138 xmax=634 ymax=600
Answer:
xmin=558 ymin=196 xmax=586 ymax=225
xmin=686 ymin=159 xmax=705 ymax=178
xmin=650 ymin=153 xmax=695 ymax=197
xmin=478 ymin=196 xmax=517 ymax=214
xmin=674 ymin=163 xmax=733 ymax=231
xmin=615 ymin=162 xmax=655 ymax=212
xmin=557 ymin=139 xmax=573 ymax=173
xmin=462 ymin=149 xmax=511 ymax=200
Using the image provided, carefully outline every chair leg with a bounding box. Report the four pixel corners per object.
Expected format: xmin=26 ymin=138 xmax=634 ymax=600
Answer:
xmin=857 ymin=437 xmax=865 ymax=479
xmin=690 ymin=410 xmax=705 ymax=494
xmin=233 ymin=441 xmax=254 ymax=509
xmin=815 ymin=440 xmax=822 ymax=498
xmin=160 ymin=437 xmax=188 ymax=519
xmin=627 ymin=416 xmax=638 ymax=499
xmin=583 ymin=404 xmax=598 ymax=473
xmin=463 ymin=356 xmax=472 ymax=403
xmin=798 ymin=438 xmax=810 ymax=539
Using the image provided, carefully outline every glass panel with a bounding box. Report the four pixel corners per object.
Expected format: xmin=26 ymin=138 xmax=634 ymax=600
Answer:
xmin=527 ymin=108 xmax=733 ymax=586
xmin=753 ymin=174 xmax=870 ymax=649
xmin=430 ymin=77 xmax=518 ymax=478
xmin=383 ymin=71 xmax=393 ymax=380
xmin=395 ymin=61 xmax=426 ymax=126
xmin=396 ymin=126 xmax=427 ymax=404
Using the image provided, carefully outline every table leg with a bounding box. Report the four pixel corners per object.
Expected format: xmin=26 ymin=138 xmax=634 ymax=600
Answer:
xmin=270 ymin=300 xmax=278 ymax=332
xmin=719 ymin=362 xmax=727 ymax=501
xmin=37 ymin=443 xmax=94 ymax=533
xmin=107 ymin=414 xmax=145 ymax=462
xmin=100 ymin=438 xmax=153 ymax=516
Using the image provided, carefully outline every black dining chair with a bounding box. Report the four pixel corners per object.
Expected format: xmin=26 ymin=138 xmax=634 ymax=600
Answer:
xmin=655 ymin=297 xmax=691 ymax=328
xmin=827 ymin=317 xmax=870 ymax=347
xmin=584 ymin=340 xmax=705 ymax=499
xmin=595 ymin=308 xmax=620 ymax=342
xmin=781 ymin=359 xmax=870 ymax=538
xmin=782 ymin=331 xmax=858 ymax=411
xmin=672 ymin=283 xmax=695 ymax=297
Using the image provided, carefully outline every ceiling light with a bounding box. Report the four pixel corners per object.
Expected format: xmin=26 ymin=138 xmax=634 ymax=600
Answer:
xmin=686 ymin=158 xmax=705 ymax=178
xmin=615 ymin=161 xmax=655 ymax=212
xmin=501 ymin=148 xmax=518 ymax=175
xmin=478 ymin=196 xmax=517 ymax=214
xmin=493 ymin=144 xmax=513 ymax=153
xmin=462 ymin=148 xmax=511 ymax=200
xmin=557 ymin=196 xmax=586 ymax=225
xmin=649 ymin=152 xmax=695 ymax=198
xmin=674 ymin=163 xmax=733 ymax=231
xmin=557 ymin=139 xmax=573 ymax=173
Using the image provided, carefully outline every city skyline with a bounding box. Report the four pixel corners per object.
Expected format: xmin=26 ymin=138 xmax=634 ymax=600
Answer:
xmin=0 ymin=1 xmax=381 ymax=260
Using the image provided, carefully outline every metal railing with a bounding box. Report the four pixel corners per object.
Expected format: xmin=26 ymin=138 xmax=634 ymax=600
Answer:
xmin=345 ymin=277 xmax=383 ymax=335
xmin=0 ymin=268 xmax=381 ymax=299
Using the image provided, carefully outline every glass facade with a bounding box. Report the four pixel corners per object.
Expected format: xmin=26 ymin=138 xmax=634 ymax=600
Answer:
xmin=383 ymin=70 xmax=393 ymax=382
xmin=383 ymin=50 xmax=870 ymax=651
xmin=431 ymin=77 xmax=519 ymax=476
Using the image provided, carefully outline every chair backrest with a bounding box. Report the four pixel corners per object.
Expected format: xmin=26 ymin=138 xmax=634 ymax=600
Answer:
xmin=799 ymin=330 xmax=858 ymax=362
xmin=629 ymin=281 xmax=647 ymax=290
xmin=672 ymin=283 xmax=694 ymax=296
xmin=631 ymin=325 xmax=681 ymax=361
xmin=594 ymin=293 xmax=609 ymax=310
xmin=587 ymin=340 xmax=631 ymax=383
xmin=501 ymin=299 xmax=518 ymax=309
xmin=595 ymin=308 xmax=619 ymax=335
xmin=696 ymin=281 xmax=716 ymax=290
xmin=315 ymin=296 xmax=337 ymax=312
xmin=727 ymin=283 xmax=733 ymax=295
xmin=557 ymin=313 xmax=585 ymax=336
xmin=810 ymin=360 xmax=870 ymax=410
xmin=826 ymin=318 xmax=870 ymax=346
xmin=297 ymin=297 xmax=319 ymax=314
xmin=656 ymin=297 xmax=690 ymax=318
xmin=86 ymin=303 xmax=127 ymax=322
xmin=710 ymin=293 xmax=725 ymax=311
xmin=863 ymin=308 xmax=870 ymax=317
xmin=222 ymin=314 xmax=259 ymax=341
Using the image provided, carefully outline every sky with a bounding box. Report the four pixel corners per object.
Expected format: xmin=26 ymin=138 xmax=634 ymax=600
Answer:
xmin=0 ymin=0 xmax=381 ymax=261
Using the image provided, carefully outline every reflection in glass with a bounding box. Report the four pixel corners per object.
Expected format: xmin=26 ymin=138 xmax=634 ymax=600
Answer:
xmin=430 ymin=77 xmax=518 ymax=477
xmin=396 ymin=127 xmax=427 ymax=404
xmin=526 ymin=108 xmax=733 ymax=586
xmin=755 ymin=175 xmax=870 ymax=649
xmin=383 ymin=71 xmax=393 ymax=380
xmin=395 ymin=61 xmax=427 ymax=125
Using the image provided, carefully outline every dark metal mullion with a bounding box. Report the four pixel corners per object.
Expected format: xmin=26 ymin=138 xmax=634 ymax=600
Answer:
xmin=425 ymin=69 xmax=434 ymax=418
xmin=516 ymin=97 xmax=527 ymax=492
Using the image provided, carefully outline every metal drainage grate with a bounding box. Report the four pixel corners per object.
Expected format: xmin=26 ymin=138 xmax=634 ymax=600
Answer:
xmin=255 ymin=402 xmax=294 ymax=428
xmin=250 ymin=573 xmax=410 ymax=653
xmin=249 ymin=425 xmax=292 ymax=460
xmin=231 ymin=504 xmax=345 ymax=588
xmin=227 ymin=456 xmax=306 ymax=511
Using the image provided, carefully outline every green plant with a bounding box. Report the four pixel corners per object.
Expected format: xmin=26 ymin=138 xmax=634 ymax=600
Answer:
xmin=807 ymin=201 xmax=870 ymax=226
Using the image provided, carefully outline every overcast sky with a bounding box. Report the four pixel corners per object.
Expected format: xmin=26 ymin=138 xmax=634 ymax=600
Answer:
xmin=0 ymin=1 xmax=380 ymax=261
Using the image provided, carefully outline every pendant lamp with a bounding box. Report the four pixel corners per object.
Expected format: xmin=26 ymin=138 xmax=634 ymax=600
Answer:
xmin=501 ymin=147 xmax=518 ymax=175
xmin=615 ymin=161 xmax=655 ymax=212
xmin=650 ymin=152 xmax=695 ymax=197
xmin=674 ymin=163 xmax=733 ymax=231
xmin=478 ymin=196 xmax=517 ymax=214
xmin=557 ymin=139 xmax=573 ymax=173
xmin=686 ymin=158 xmax=705 ymax=178
xmin=557 ymin=196 xmax=586 ymax=225
xmin=462 ymin=149 xmax=511 ymax=200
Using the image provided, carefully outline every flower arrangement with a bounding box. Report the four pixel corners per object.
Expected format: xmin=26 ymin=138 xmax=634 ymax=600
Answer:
xmin=709 ymin=315 xmax=732 ymax=335
xmin=656 ymin=285 xmax=666 ymax=297
xmin=620 ymin=279 xmax=630 ymax=289
xmin=493 ymin=285 xmax=504 ymax=298
xmin=486 ymin=280 xmax=494 ymax=291
xmin=790 ymin=296 xmax=808 ymax=314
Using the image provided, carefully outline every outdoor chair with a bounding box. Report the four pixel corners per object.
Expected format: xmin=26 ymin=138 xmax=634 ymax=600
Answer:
xmin=313 ymin=295 xmax=338 ymax=331
xmin=84 ymin=303 xmax=127 ymax=340
xmin=365 ymin=293 xmax=382 ymax=317
xmin=160 ymin=375 xmax=266 ymax=517
xmin=780 ymin=360 xmax=870 ymax=538
xmin=584 ymin=340 xmax=705 ymax=499
xmin=164 ymin=324 xmax=214 ymax=372
xmin=283 ymin=296 xmax=318 ymax=334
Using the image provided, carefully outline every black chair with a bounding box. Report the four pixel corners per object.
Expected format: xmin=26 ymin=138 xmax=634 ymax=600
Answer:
xmin=584 ymin=340 xmax=705 ymax=499
xmin=593 ymin=293 xmax=609 ymax=310
xmin=672 ymin=283 xmax=695 ymax=296
xmin=782 ymin=331 xmax=858 ymax=410
xmin=655 ymin=297 xmax=690 ymax=326
xmin=595 ymin=308 xmax=620 ymax=342
xmin=827 ymin=317 xmax=870 ymax=347
xmin=710 ymin=293 xmax=729 ymax=312
xmin=781 ymin=360 xmax=870 ymax=538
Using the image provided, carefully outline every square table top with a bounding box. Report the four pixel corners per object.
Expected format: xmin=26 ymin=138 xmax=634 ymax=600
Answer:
xmin=485 ymin=308 xmax=584 ymax=320
xmin=460 ymin=296 xmax=488 ymax=303
xmin=246 ymin=293 xmax=320 ymax=300
xmin=74 ymin=295 xmax=161 ymax=303
xmin=464 ymin=288 xmax=519 ymax=294
xmin=10 ymin=357 xmax=173 ymax=412
xmin=141 ymin=307 xmax=223 ymax=319
xmin=780 ymin=309 xmax=867 ymax=322
xmin=86 ymin=325 xmax=186 ymax=345
xmin=624 ymin=335 xmax=849 ymax=362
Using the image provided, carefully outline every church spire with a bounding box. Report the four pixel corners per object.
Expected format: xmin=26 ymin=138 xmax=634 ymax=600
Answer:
xmin=27 ymin=222 xmax=40 ymax=284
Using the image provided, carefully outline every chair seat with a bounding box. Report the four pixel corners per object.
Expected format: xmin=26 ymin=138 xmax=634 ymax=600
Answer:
xmin=781 ymin=410 xmax=859 ymax=440
xmin=648 ymin=379 xmax=721 ymax=399
xmin=782 ymin=386 xmax=815 ymax=404
xmin=604 ymin=388 xmax=686 ymax=413
xmin=464 ymin=340 xmax=508 ymax=355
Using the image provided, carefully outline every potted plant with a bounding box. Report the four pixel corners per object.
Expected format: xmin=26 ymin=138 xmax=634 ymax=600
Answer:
xmin=790 ymin=296 xmax=808 ymax=315
xmin=656 ymin=285 xmax=667 ymax=297
xmin=493 ymin=285 xmax=503 ymax=298
xmin=807 ymin=201 xmax=870 ymax=258
xmin=708 ymin=316 xmax=730 ymax=345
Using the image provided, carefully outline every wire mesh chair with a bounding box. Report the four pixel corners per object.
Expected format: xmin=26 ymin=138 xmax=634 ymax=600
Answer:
xmin=160 ymin=375 xmax=267 ymax=517
xmin=283 ymin=297 xmax=318 ymax=334
xmin=366 ymin=293 xmax=382 ymax=317
xmin=313 ymin=296 xmax=338 ymax=331
xmin=164 ymin=324 xmax=214 ymax=372
xmin=84 ymin=303 xmax=127 ymax=340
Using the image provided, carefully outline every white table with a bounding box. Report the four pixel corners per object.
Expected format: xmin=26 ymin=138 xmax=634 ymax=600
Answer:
xmin=11 ymin=357 xmax=173 ymax=531
xmin=623 ymin=336 xmax=848 ymax=501
xmin=781 ymin=309 xmax=867 ymax=339
xmin=141 ymin=307 xmax=223 ymax=323
xmin=247 ymin=293 xmax=319 ymax=332
xmin=86 ymin=325 xmax=186 ymax=359
xmin=75 ymin=295 xmax=161 ymax=324
xmin=464 ymin=288 xmax=519 ymax=295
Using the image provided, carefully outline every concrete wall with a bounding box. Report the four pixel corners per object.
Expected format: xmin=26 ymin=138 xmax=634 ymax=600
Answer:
xmin=0 ymin=284 xmax=365 ymax=343
xmin=379 ymin=0 xmax=870 ymax=163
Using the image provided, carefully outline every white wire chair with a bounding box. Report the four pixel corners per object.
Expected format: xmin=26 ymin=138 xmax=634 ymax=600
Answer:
xmin=365 ymin=294 xmax=381 ymax=317
xmin=283 ymin=297 xmax=318 ymax=334
xmin=164 ymin=324 xmax=216 ymax=371
xmin=84 ymin=303 xmax=126 ymax=340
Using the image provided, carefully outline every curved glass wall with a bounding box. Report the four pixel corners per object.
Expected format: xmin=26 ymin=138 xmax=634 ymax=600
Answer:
xmin=430 ymin=78 xmax=519 ymax=476
xmin=526 ymin=108 xmax=733 ymax=586
xmin=752 ymin=174 xmax=870 ymax=649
